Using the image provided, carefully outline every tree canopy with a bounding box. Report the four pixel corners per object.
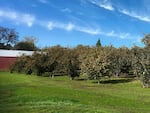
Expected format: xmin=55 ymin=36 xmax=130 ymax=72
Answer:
xmin=14 ymin=36 xmax=38 ymax=51
xmin=142 ymin=34 xmax=150 ymax=48
xmin=0 ymin=26 xmax=18 ymax=49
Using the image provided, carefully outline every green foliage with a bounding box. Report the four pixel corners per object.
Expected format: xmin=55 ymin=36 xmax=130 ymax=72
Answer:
xmin=14 ymin=41 xmax=36 ymax=51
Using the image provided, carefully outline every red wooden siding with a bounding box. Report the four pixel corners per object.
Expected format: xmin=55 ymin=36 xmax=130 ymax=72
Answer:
xmin=0 ymin=57 xmax=16 ymax=70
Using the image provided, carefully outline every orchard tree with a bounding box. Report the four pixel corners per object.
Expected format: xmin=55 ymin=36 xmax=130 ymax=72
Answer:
xmin=140 ymin=49 xmax=150 ymax=88
xmin=32 ymin=52 xmax=48 ymax=76
xmin=131 ymin=46 xmax=143 ymax=78
xmin=81 ymin=47 xmax=111 ymax=84
xmin=10 ymin=55 xmax=28 ymax=73
xmin=140 ymin=35 xmax=150 ymax=87
xmin=142 ymin=34 xmax=150 ymax=48
xmin=65 ymin=49 xmax=80 ymax=80
xmin=132 ymin=35 xmax=150 ymax=88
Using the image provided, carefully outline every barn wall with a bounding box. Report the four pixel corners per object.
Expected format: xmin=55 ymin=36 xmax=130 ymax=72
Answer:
xmin=0 ymin=57 xmax=16 ymax=70
xmin=0 ymin=49 xmax=34 ymax=71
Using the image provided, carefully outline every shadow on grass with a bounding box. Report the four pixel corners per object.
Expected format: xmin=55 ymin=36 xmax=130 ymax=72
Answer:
xmin=92 ymin=78 xmax=135 ymax=84
xmin=75 ymin=78 xmax=86 ymax=81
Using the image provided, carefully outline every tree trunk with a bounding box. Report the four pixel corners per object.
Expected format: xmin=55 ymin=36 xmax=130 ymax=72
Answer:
xmin=70 ymin=77 xmax=74 ymax=80
xmin=98 ymin=80 xmax=100 ymax=84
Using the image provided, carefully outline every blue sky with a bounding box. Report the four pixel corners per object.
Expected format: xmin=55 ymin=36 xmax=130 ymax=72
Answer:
xmin=0 ymin=0 xmax=150 ymax=48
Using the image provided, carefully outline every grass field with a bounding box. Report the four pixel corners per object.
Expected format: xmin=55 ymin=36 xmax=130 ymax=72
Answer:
xmin=0 ymin=71 xmax=150 ymax=113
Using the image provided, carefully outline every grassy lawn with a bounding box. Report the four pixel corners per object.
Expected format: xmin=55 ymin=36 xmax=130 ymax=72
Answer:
xmin=0 ymin=71 xmax=150 ymax=113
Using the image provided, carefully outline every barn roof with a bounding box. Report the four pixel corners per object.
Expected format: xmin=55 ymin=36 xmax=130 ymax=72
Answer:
xmin=0 ymin=49 xmax=34 ymax=57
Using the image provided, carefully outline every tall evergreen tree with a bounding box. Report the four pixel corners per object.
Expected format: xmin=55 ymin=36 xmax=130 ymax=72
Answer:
xmin=96 ymin=38 xmax=101 ymax=47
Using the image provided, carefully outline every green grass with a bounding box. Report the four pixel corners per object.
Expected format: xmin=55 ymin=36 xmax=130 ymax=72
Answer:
xmin=0 ymin=71 xmax=150 ymax=113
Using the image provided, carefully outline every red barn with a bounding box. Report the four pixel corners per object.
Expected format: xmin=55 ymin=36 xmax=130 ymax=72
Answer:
xmin=0 ymin=50 xmax=34 ymax=70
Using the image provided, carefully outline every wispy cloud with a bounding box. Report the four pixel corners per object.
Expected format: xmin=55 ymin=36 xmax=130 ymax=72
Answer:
xmin=61 ymin=8 xmax=72 ymax=13
xmin=46 ymin=20 xmax=99 ymax=35
xmin=88 ymin=0 xmax=150 ymax=23
xmin=47 ymin=21 xmax=54 ymax=30
xmin=66 ymin=23 xmax=74 ymax=31
xmin=46 ymin=20 xmax=138 ymax=40
xmin=47 ymin=21 xmax=74 ymax=31
xmin=100 ymin=30 xmax=141 ymax=43
xmin=38 ymin=0 xmax=49 ymax=4
xmin=31 ymin=4 xmax=37 ymax=8
xmin=0 ymin=7 xmax=140 ymax=41
xmin=0 ymin=8 xmax=99 ymax=35
xmin=77 ymin=27 xmax=100 ymax=35
xmin=89 ymin=0 xmax=114 ymax=11
xmin=119 ymin=9 xmax=150 ymax=22
xmin=99 ymin=30 xmax=132 ymax=39
xmin=0 ymin=9 xmax=35 ymax=27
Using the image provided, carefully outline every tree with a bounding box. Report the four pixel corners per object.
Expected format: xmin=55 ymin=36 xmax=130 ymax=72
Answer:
xmin=131 ymin=46 xmax=143 ymax=78
xmin=32 ymin=52 xmax=47 ymax=76
xmin=65 ymin=49 xmax=80 ymax=80
xmin=131 ymin=43 xmax=150 ymax=88
xmin=96 ymin=38 xmax=101 ymax=47
xmin=14 ymin=36 xmax=38 ymax=51
xmin=80 ymin=47 xmax=111 ymax=84
xmin=0 ymin=26 xmax=18 ymax=49
xmin=140 ymin=49 xmax=150 ymax=88
xmin=23 ymin=36 xmax=38 ymax=44
xmin=14 ymin=41 xmax=36 ymax=51
xmin=142 ymin=34 xmax=150 ymax=48
xmin=10 ymin=55 xmax=28 ymax=73
xmin=140 ymin=35 xmax=150 ymax=87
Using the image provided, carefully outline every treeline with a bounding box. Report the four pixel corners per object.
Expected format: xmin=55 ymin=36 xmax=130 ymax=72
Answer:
xmin=0 ymin=26 xmax=38 ymax=51
xmin=11 ymin=36 xmax=150 ymax=87
xmin=1 ymin=26 xmax=150 ymax=87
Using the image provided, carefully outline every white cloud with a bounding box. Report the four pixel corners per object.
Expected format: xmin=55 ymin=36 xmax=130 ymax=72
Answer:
xmin=77 ymin=27 xmax=100 ymax=35
xmin=47 ymin=21 xmax=74 ymax=31
xmin=100 ymin=4 xmax=114 ymax=11
xmin=21 ymin=14 xmax=35 ymax=27
xmin=66 ymin=23 xmax=74 ymax=31
xmin=0 ymin=10 xmax=17 ymax=19
xmin=101 ymin=30 xmax=131 ymax=39
xmin=47 ymin=21 xmax=54 ymax=30
xmin=119 ymin=9 xmax=150 ymax=22
xmin=0 ymin=9 xmax=35 ymax=27
xmin=89 ymin=0 xmax=114 ymax=11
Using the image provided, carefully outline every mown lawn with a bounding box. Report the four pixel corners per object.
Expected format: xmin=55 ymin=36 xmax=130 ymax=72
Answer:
xmin=0 ymin=71 xmax=150 ymax=113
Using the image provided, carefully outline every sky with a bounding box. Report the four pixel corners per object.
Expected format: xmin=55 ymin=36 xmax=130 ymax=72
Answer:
xmin=0 ymin=0 xmax=150 ymax=48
